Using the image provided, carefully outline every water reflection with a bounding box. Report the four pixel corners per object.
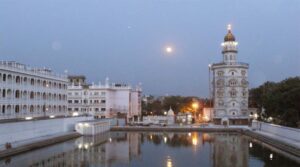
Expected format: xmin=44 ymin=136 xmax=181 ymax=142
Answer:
xmin=1 ymin=132 xmax=299 ymax=167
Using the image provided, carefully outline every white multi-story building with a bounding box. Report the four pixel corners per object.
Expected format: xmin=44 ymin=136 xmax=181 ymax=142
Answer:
xmin=0 ymin=61 xmax=68 ymax=120
xmin=210 ymin=25 xmax=250 ymax=125
xmin=67 ymin=76 xmax=142 ymax=121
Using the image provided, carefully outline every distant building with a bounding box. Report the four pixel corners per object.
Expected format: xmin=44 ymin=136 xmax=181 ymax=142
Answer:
xmin=0 ymin=61 xmax=68 ymax=120
xmin=210 ymin=25 xmax=250 ymax=125
xmin=67 ymin=76 xmax=142 ymax=121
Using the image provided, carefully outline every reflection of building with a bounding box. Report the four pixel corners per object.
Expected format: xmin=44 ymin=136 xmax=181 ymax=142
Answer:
xmin=210 ymin=25 xmax=250 ymax=125
xmin=212 ymin=133 xmax=248 ymax=167
xmin=67 ymin=76 xmax=142 ymax=121
xmin=6 ymin=132 xmax=141 ymax=167
xmin=0 ymin=61 xmax=68 ymax=120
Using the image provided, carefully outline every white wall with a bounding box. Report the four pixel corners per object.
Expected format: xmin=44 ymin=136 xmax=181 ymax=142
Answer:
xmin=252 ymin=120 xmax=300 ymax=142
xmin=0 ymin=116 xmax=93 ymax=146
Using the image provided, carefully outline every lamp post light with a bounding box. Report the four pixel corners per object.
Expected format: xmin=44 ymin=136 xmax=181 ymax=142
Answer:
xmin=192 ymin=101 xmax=199 ymax=123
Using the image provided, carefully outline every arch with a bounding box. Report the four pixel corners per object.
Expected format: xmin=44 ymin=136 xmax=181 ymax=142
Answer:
xmin=43 ymin=92 xmax=47 ymax=100
xmin=2 ymin=74 xmax=6 ymax=82
xmin=16 ymin=76 xmax=21 ymax=84
xmin=15 ymin=90 xmax=20 ymax=99
xmin=15 ymin=105 xmax=20 ymax=113
xmin=30 ymin=91 xmax=34 ymax=99
xmin=2 ymin=89 xmax=5 ymax=98
xmin=30 ymin=78 xmax=35 ymax=85
xmin=43 ymin=80 xmax=47 ymax=87
xmin=2 ymin=105 xmax=5 ymax=114
xmin=30 ymin=105 xmax=34 ymax=112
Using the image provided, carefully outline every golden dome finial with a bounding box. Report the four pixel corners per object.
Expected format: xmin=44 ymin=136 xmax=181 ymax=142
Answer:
xmin=224 ymin=24 xmax=235 ymax=42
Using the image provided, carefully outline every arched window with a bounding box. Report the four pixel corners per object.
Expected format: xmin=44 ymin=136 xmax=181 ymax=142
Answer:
xmin=2 ymin=74 xmax=6 ymax=82
xmin=30 ymin=105 xmax=34 ymax=112
xmin=230 ymin=90 xmax=237 ymax=97
xmin=217 ymin=79 xmax=225 ymax=87
xmin=229 ymin=79 xmax=237 ymax=86
xmin=31 ymin=78 xmax=35 ymax=85
xmin=15 ymin=105 xmax=20 ymax=113
xmin=15 ymin=90 xmax=20 ymax=99
xmin=16 ymin=76 xmax=21 ymax=84
xmin=2 ymin=89 xmax=5 ymax=98
xmin=2 ymin=105 xmax=5 ymax=114
xmin=30 ymin=91 xmax=34 ymax=99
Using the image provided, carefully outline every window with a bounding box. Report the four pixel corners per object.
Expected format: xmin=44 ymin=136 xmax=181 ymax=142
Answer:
xmin=68 ymin=100 xmax=72 ymax=103
xmin=101 ymin=100 xmax=106 ymax=103
xmin=2 ymin=74 xmax=6 ymax=82
xmin=217 ymin=79 xmax=224 ymax=87
xmin=31 ymin=78 xmax=35 ymax=85
xmin=230 ymin=90 xmax=237 ymax=97
xmin=217 ymin=89 xmax=224 ymax=97
xmin=74 ymin=100 xmax=79 ymax=104
xmin=231 ymin=72 xmax=234 ymax=76
xmin=229 ymin=79 xmax=237 ymax=86
xmin=241 ymin=79 xmax=248 ymax=86
xmin=101 ymin=108 xmax=106 ymax=111
xmin=217 ymin=71 xmax=224 ymax=76
xmin=241 ymin=70 xmax=246 ymax=76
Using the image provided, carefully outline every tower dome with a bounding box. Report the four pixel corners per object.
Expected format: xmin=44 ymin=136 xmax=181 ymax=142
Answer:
xmin=224 ymin=24 xmax=235 ymax=42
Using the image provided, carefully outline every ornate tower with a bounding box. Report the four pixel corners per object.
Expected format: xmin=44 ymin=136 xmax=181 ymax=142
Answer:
xmin=210 ymin=25 xmax=250 ymax=125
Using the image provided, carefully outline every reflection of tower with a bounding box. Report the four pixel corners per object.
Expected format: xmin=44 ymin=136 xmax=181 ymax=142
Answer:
xmin=105 ymin=132 xmax=141 ymax=165
xmin=211 ymin=25 xmax=250 ymax=125
xmin=212 ymin=133 xmax=248 ymax=167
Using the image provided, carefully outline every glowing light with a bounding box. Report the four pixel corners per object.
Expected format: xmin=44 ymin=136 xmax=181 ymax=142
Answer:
xmin=270 ymin=153 xmax=273 ymax=160
xmin=203 ymin=116 xmax=209 ymax=121
xmin=192 ymin=137 xmax=198 ymax=146
xmin=188 ymin=133 xmax=191 ymax=137
xmin=227 ymin=24 xmax=232 ymax=31
xmin=192 ymin=102 xmax=199 ymax=110
xmin=166 ymin=156 xmax=173 ymax=167
xmin=164 ymin=111 xmax=167 ymax=115
xmin=72 ymin=112 xmax=79 ymax=117
xmin=150 ymin=135 xmax=153 ymax=140
xmin=249 ymin=142 xmax=253 ymax=148
xmin=165 ymin=46 xmax=173 ymax=53
xmin=254 ymin=113 xmax=258 ymax=119
xmin=49 ymin=115 xmax=55 ymax=118
xmin=25 ymin=117 xmax=33 ymax=120
xmin=109 ymin=138 xmax=112 ymax=142
xmin=164 ymin=136 xmax=167 ymax=143
xmin=78 ymin=144 xmax=82 ymax=149
xmin=84 ymin=123 xmax=90 ymax=127
xmin=84 ymin=144 xmax=89 ymax=149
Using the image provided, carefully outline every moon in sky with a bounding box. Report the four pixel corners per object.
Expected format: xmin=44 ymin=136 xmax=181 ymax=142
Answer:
xmin=165 ymin=46 xmax=173 ymax=53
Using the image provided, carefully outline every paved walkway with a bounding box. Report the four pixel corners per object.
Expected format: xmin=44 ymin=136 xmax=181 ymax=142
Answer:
xmin=253 ymin=130 xmax=300 ymax=149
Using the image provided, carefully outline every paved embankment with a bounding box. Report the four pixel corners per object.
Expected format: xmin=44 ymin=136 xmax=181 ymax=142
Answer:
xmin=243 ymin=130 xmax=300 ymax=157
xmin=0 ymin=132 xmax=81 ymax=159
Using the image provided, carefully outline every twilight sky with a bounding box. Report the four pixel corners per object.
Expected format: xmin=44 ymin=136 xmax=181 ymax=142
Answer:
xmin=0 ymin=0 xmax=299 ymax=97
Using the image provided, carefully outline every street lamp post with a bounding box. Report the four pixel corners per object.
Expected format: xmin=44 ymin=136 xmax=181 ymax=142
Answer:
xmin=192 ymin=101 xmax=199 ymax=123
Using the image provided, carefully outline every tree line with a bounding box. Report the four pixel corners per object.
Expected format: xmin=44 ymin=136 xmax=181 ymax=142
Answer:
xmin=249 ymin=77 xmax=300 ymax=128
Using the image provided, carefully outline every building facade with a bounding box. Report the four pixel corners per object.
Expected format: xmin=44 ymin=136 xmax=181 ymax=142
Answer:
xmin=0 ymin=61 xmax=68 ymax=120
xmin=67 ymin=76 xmax=142 ymax=121
xmin=210 ymin=25 xmax=250 ymax=125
